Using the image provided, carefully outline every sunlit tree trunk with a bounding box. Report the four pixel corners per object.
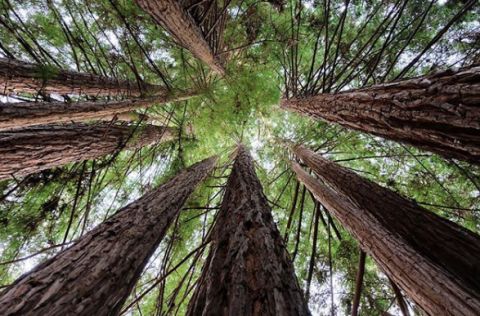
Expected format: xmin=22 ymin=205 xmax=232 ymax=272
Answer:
xmin=282 ymin=65 xmax=480 ymax=164
xmin=0 ymin=156 xmax=217 ymax=316
xmin=0 ymin=92 xmax=195 ymax=131
xmin=135 ymin=0 xmax=225 ymax=75
xmin=187 ymin=145 xmax=310 ymax=316
xmin=291 ymin=145 xmax=480 ymax=316
xmin=0 ymin=123 xmax=176 ymax=180
xmin=0 ymin=57 xmax=166 ymax=96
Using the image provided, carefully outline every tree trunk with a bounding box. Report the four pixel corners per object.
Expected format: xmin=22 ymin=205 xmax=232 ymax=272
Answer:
xmin=351 ymin=250 xmax=366 ymax=316
xmin=291 ymin=145 xmax=480 ymax=316
xmin=0 ymin=123 xmax=176 ymax=180
xmin=0 ymin=156 xmax=217 ymax=316
xmin=187 ymin=145 xmax=310 ymax=316
xmin=0 ymin=57 xmax=166 ymax=97
xmin=135 ymin=0 xmax=225 ymax=75
xmin=0 ymin=92 xmax=195 ymax=131
xmin=389 ymin=278 xmax=410 ymax=316
xmin=282 ymin=65 xmax=480 ymax=164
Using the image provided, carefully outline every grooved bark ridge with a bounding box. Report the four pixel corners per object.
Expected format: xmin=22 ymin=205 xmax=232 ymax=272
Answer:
xmin=0 ymin=123 xmax=176 ymax=180
xmin=292 ymin=145 xmax=480 ymax=316
xmin=0 ymin=156 xmax=217 ymax=316
xmin=0 ymin=92 xmax=195 ymax=131
xmin=135 ymin=0 xmax=225 ymax=75
xmin=282 ymin=65 xmax=480 ymax=163
xmin=187 ymin=145 xmax=310 ymax=316
xmin=0 ymin=58 xmax=165 ymax=97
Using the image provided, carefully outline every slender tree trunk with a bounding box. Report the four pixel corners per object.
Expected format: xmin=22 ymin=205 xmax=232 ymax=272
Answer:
xmin=135 ymin=0 xmax=225 ymax=75
xmin=291 ymin=145 xmax=480 ymax=316
xmin=389 ymin=278 xmax=410 ymax=316
xmin=0 ymin=156 xmax=217 ymax=316
xmin=0 ymin=92 xmax=195 ymax=131
xmin=282 ymin=65 xmax=480 ymax=164
xmin=0 ymin=123 xmax=176 ymax=180
xmin=0 ymin=57 xmax=166 ymax=96
xmin=187 ymin=145 xmax=310 ymax=316
xmin=351 ymin=250 xmax=366 ymax=316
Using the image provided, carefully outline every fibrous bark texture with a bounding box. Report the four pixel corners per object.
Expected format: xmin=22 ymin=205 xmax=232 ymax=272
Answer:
xmin=0 ymin=156 xmax=217 ymax=316
xmin=282 ymin=65 xmax=480 ymax=163
xmin=187 ymin=145 xmax=310 ymax=316
xmin=0 ymin=57 xmax=165 ymax=96
xmin=0 ymin=92 xmax=195 ymax=131
xmin=291 ymin=145 xmax=480 ymax=316
xmin=135 ymin=0 xmax=225 ymax=75
xmin=0 ymin=123 xmax=176 ymax=180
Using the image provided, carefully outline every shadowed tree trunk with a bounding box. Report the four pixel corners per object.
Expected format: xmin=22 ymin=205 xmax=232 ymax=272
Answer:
xmin=0 ymin=156 xmax=217 ymax=316
xmin=282 ymin=65 xmax=480 ymax=164
xmin=291 ymin=145 xmax=480 ymax=316
xmin=0 ymin=91 xmax=195 ymax=131
xmin=389 ymin=278 xmax=410 ymax=316
xmin=0 ymin=58 xmax=166 ymax=97
xmin=187 ymin=145 xmax=310 ymax=316
xmin=0 ymin=123 xmax=176 ymax=180
xmin=135 ymin=0 xmax=225 ymax=75
xmin=351 ymin=250 xmax=366 ymax=316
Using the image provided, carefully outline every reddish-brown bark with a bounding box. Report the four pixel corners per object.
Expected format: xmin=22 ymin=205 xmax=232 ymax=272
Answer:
xmin=351 ymin=250 xmax=366 ymax=316
xmin=0 ymin=92 xmax=195 ymax=131
xmin=0 ymin=156 xmax=217 ymax=316
xmin=135 ymin=0 xmax=225 ymax=75
xmin=291 ymin=145 xmax=480 ymax=316
xmin=282 ymin=65 xmax=480 ymax=163
xmin=187 ymin=145 xmax=310 ymax=316
xmin=0 ymin=123 xmax=176 ymax=180
xmin=389 ymin=278 xmax=410 ymax=316
xmin=0 ymin=58 xmax=166 ymax=97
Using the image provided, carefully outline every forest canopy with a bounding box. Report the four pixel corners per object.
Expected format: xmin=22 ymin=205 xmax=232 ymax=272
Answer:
xmin=0 ymin=0 xmax=479 ymax=315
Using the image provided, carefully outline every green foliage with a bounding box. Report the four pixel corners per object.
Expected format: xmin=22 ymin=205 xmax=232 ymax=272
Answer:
xmin=0 ymin=0 xmax=479 ymax=315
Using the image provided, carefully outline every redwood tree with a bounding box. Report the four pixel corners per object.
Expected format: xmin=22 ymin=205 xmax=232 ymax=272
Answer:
xmin=0 ymin=123 xmax=176 ymax=180
xmin=135 ymin=0 xmax=225 ymax=75
xmin=0 ymin=156 xmax=217 ymax=316
xmin=187 ymin=145 xmax=310 ymax=316
xmin=0 ymin=92 xmax=195 ymax=131
xmin=0 ymin=57 xmax=166 ymax=97
xmin=282 ymin=65 xmax=480 ymax=164
xmin=291 ymin=145 xmax=480 ymax=316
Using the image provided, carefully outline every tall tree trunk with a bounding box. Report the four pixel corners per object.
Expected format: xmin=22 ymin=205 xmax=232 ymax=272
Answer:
xmin=187 ymin=145 xmax=310 ymax=316
xmin=389 ymin=278 xmax=410 ymax=316
xmin=351 ymin=250 xmax=366 ymax=316
xmin=0 ymin=92 xmax=195 ymax=131
xmin=282 ymin=65 xmax=480 ymax=164
xmin=0 ymin=156 xmax=217 ymax=316
xmin=0 ymin=57 xmax=166 ymax=96
xmin=291 ymin=145 xmax=480 ymax=316
xmin=135 ymin=0 xmax=225 ymax=75
xmin=0 ymin=123 xmax=176 ymax=180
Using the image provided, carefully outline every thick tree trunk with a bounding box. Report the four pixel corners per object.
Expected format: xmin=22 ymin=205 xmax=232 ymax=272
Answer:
xmin=0 ymin=156 xmax=217 ymax=316
xmin=135 ymin=0 xmax=225 ymax=75
xmin=282 ymin=65 xmax=480 ymax=164
xmin=0 ymin=92 xmax=195 ymax=131
xmin=0 ymin=123 xmax=176 ymax=180
xmin=0 ymin=58 xmax=166 ymax=96
xmin=291 ymin=145 xmax=480 ymax=316
xmin=187 ymin=145 xmax=310 ymax=316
